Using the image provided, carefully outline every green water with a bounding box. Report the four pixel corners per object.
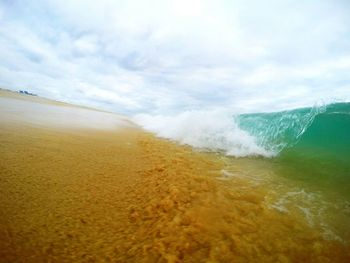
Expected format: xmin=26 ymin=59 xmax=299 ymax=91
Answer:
xmin=238 ymin=103 xmax=350 ymax=199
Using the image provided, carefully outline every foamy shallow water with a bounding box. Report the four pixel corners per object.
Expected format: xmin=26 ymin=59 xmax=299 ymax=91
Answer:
xmin=0 ymin=97 xmax=135 ymax=130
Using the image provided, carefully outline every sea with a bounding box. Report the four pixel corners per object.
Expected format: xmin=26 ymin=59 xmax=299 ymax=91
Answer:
xmin=135 ymin=102 xmax=350 ymax=243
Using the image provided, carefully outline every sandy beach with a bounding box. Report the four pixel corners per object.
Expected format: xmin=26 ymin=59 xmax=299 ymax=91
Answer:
xmin=0 ymin=90 xmax=349 ymax=262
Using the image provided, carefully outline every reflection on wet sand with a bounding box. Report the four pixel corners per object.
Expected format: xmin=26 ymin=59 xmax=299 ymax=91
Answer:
xmin=0 ymin=90 xmax=133 ymax=130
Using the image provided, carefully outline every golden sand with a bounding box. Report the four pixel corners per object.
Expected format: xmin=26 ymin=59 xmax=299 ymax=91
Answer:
xmin=0 ymin=92 xmax=349 ymax=262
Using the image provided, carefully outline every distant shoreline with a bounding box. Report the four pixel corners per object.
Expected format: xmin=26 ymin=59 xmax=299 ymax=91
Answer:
xmin=0 ymin=87 xmax=114 ymax=115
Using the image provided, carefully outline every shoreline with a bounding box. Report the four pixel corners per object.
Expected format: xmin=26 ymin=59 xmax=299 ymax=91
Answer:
xmin=0 ymin=91 xmax=349 ymax=262
xmin=0 ymin=88 xmax=112 ymax=114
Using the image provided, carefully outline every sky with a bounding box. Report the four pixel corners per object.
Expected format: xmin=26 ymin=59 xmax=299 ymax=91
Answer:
xmin=0 ymin=0 xmax=350 ymax=115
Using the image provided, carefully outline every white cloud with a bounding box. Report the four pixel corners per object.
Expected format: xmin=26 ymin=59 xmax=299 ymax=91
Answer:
xmin=74 ymin=35 xmax=100 ymax=55
xmin=0 ymin=0 xmax=349 ymax=115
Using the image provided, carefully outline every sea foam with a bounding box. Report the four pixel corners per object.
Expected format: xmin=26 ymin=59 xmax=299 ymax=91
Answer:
xmin=134 ymin=103 xmax=332 ymax=158
xmin=134 ymin=110 xmax=272 ymax=157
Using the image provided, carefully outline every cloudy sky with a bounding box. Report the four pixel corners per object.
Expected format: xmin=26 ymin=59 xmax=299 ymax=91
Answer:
xmin=0 ymin=0 xmax=349 ymax=115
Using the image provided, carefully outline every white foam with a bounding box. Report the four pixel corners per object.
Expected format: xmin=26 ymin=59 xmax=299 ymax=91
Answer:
xmin=268 ymin=188 xmax=349 ymax=242
xmin=221 ymin=169 xmax=234 ymax=177
xmin=134 ymin=110 xmax=273 ymax=157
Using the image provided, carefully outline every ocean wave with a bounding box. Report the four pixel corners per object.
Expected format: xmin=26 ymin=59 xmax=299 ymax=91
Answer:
xmin=134 ymin=103 xmax=350 ymax=159
xmin=134 ymin=109 xmax=273 ymax=157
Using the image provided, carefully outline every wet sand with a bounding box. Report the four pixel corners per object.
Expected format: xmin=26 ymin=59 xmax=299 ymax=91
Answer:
xmin=0 ymin=90 xmax=349 ymax=262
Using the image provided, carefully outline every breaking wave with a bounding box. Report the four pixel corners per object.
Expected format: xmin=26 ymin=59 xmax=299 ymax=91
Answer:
xmin=134 ymin=110 xmax=271 ymax=157
xmin=134 ymin=103 xmax=345 ymax=157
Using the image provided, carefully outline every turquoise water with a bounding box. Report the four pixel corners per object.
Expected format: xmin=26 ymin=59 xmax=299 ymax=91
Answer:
xmin=238 ymin=102 xmax=350 ymax=199
xmin=137 ymin=102 xmax=350 ymax=241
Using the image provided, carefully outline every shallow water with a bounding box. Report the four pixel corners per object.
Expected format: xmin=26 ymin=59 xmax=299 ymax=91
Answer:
xmin=0 ymin=97 xmax=133 ymax=130
xmin=1 ymin=94 xmax=349 ymax=262
xmin=136 ymin=102 xmax=350 ymax=249
xmin=219 ymin=156 xmax=350 ymax=244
